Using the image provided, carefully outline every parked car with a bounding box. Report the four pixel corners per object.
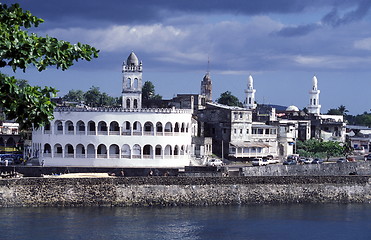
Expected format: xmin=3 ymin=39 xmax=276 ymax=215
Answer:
xmin=267 ymin=159 xmax=280 ymax=164
xmin=252 ymin=158 xmax=269 ymax=166
xmin=311 ymin=158 xmax=324 ymax=164
xmin=205 ymin=158 xmax=224 ymax=166
xmin=364 ymin=154 xmax=371 ymax=161
xmin=337 ymin=158 xmax=348 ymax=163
xmin=283 ymin=159 xmax=297 ymax=165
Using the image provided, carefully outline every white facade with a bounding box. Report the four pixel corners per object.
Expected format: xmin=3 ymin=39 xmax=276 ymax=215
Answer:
xmin=307 ymin=75 xmax=321 ymax=115
xmin=32 ymin=108 xmax=192 ymax=167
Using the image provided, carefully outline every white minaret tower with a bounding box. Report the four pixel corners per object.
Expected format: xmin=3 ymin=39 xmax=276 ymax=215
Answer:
xmin=122 ymin=52 xmax=143 ymax=109
xmin=244 ymin=74 xmax=257 ymax=109
xmin=307 ymin=75 xmax=321 ymax=115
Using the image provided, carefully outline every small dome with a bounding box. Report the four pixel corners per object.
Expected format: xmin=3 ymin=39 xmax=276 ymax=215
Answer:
xmin=248 ymin=75 xmax=254 ymax=88
xmin=126 ymin=52 xmax=139 ymax=66
xmin=312 ymin=75 xmax=318 ymax=87
xmin=286 ymin=105 xmax=299 ymax=112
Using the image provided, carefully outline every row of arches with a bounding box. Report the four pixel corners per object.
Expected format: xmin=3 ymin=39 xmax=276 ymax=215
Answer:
xmin=45 ymin=120 xmax=190 ymax=136
xmin=43 ymin=143 xmax=191 ymax=159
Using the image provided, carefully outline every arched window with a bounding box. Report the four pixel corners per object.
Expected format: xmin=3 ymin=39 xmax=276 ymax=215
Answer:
xmin=54 ymin=144 xmax=63 ymax=158
xmin=155 ymin=145 xmax=162 ymax=158
xmin=109 ymin=144 xmax=120 ymax=158
xmin=54 ymin=120 xmax=63 ymax=134
xmin=133 ymin=121 xmax=142 ymax=135
xmin=174 ymin=123 xmax=180 ymax=133
xmin=122 ymin=121 xmax=131 ymax=135
xmin=133 ymin=99 xmax=138 ymax=109
xmin=44 ymin=144 xmax=51 ymax=157
xmin=121 ymin=144 xmax=131 ymax=158
xmin=164 ymin=122 xmax=172 ymax=135
xmin=144 ymin=122 xmax=154 ymax=135
xmin=164 ymin=145 xmax=172 ymax=158
xmin=174 ymin=145 xmax=179 ymax=156
xmin=181 ymin=123 xmax=185 ymax=132
xmin=109 ymin=121 xmax=120 ymax=135
xmin=126 ymin=98 xmax=131 ymax=109
xmin=87 ymin=121 xmax=96 ymax=135
xmin=76 ymin=121 xmax=85 ymax=135
xmin=132 ymin=144 xmax=141 ymax=158
xmin=143 ymin=144 xmax=153 ymax=159
xmin=127 ymin=78 xmax=131 ymax=89
xmin=134 ymin=78 xmax=139 ymax=89
xmin=76 ymin=144 xmax=85 ymax=158
xmin=156 ymin=122 xmax=163 ymax=135
xmin=65 ymin=121 xmax=74 ymax=134
xmin=97 ymin=144 xmax=107 ymax=158
xmin=65 ymin=144 xmax=74 ymax=158
xmin=98 ymin=121 xmax=108 ymax=135
xmin=87 ymin=144 xmax=95 ymax=158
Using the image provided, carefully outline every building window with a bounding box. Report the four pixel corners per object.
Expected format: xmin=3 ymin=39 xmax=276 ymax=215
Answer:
xmin=234 ymin=129 xmax=236 ymax=134
xmin=240 ymin=129 xmax=243 ymax=134
xmin=246 ymin=129 xmax=249 ymax=134
xmin=134 ymin=99 xmax=138 ymax=109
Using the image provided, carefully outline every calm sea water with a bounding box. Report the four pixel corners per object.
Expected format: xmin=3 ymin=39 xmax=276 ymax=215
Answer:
xmin=0 ymin=204 xmax=370 ymax=240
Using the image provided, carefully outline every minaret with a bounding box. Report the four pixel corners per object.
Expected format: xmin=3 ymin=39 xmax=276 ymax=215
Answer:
xmin=244 ymin=74 xmax=256 ymax=109
xmin=307 ymin=75 xmax=321 ymax=115
xmin=200 ymin=58 xmax=212 ymax=102
xmin=122 ymin=52 xmax=143 ymax=109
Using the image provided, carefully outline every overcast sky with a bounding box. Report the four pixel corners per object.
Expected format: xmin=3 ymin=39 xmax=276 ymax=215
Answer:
xmin=3 ymin=0 xmax=371 ymax=114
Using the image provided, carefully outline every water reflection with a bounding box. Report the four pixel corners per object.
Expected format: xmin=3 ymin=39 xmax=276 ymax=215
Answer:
xmin=0 ymin=204 xmax=370 ymax=240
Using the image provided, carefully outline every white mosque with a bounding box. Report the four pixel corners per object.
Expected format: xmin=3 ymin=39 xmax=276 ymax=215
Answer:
xmin=31 ymin=52 xmax=194 ymax=168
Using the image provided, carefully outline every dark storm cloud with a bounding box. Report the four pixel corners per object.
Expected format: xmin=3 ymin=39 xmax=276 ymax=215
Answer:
xmin=275 ymin=0 xmax=371 ymax=37
xmin=322 ymin=0 xmax=371 ymax=27
xmin=5 ymin=0 xmax=369 ymax=28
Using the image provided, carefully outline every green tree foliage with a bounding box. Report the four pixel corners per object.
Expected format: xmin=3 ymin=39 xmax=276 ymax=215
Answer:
xmin=0 ymin=3 xmax=99 ymax=129
xmin=296 ymin=139 xmax=345 ymax=160
xmin=217 ymin=91 xmax=243 ymax=107
xmin=326 ymin=105 xmax=348 ymax=116
xmin=79 ymin=86 xmax=119 ymax=107
xmin=142 ymin=81 xmax=162 ymax=101
xmin=63 ymin=89 xmax=84 ymax=103
xmin=346 ymin=112 xmax=371 ymax=127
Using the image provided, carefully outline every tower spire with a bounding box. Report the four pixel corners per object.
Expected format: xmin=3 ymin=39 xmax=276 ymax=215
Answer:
xmin=200 ymin=57 xmax=212 ymax=102
xmin=307 ymin=75 xmax=321 ymax=115
xmin=244 ymin=74 xmax=257 ymax=109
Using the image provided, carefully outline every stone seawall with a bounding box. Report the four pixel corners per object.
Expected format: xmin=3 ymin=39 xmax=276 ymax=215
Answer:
xmin=0 ymin=176 xmax=370 ymax=207
xmin=241 ymin=162 xmax=371 ymax=176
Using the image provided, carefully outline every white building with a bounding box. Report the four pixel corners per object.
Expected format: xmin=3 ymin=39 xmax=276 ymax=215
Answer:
xmin=31 ymin=52 xmax=193 ymax=168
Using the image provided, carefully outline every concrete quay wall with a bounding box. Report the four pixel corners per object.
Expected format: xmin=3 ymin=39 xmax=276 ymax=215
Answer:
xmin=0 ymin=176 xmax=370 ymax=207
xmin=241 ymin=162 xmax=371 ymax=176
